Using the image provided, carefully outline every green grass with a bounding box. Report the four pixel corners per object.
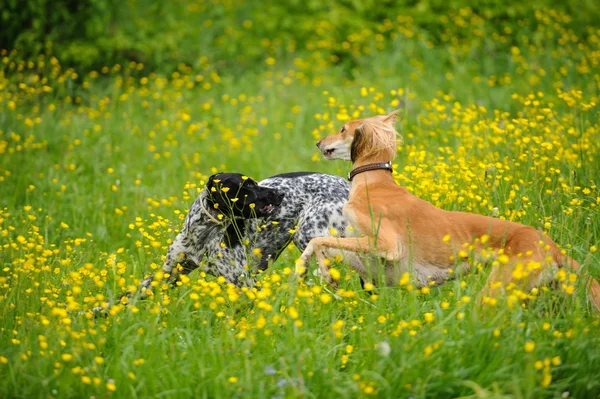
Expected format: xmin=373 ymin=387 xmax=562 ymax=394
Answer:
xmin=1 ymin=5 xmax=600 ymax=399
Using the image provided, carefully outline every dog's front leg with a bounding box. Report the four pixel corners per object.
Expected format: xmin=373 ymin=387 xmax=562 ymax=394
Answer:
xmin=136 ymin=233 xmax=199 ymax=296
xmin=299 ymin=236 xmax=389 ymax=287
xmin=313 ymin=246 xmax=336 ymax=288
xmin=299 ymin=241 xmax=315 ymax=263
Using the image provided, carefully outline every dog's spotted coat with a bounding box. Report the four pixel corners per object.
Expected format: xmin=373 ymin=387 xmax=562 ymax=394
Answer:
xmin=140 ymin=172 xmax=350 ymax=292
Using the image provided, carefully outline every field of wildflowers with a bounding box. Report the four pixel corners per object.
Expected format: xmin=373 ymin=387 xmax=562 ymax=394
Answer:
xmin=2 ymin=3 xmax=600 ymax=398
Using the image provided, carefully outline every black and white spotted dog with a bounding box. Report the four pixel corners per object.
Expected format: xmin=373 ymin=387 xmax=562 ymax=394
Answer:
xmin=138 ymin=172 xmax=350 ymax=294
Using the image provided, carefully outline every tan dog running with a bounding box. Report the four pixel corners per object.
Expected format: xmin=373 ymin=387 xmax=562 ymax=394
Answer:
xmin=298 ymin=110 xmax=600 ymax=310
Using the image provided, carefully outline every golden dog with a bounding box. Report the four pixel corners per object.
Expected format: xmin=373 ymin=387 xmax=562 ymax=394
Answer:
xmin=298 ymin=110 xmax=600 ymax=310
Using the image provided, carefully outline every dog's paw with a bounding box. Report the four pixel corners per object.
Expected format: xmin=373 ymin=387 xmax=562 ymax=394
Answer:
xmin=295 ymin=258 xmax=308 ymax=276
xmin=118 ymin=290 xmax=133 ymax=303
xmin=320 ymin=275 xmax=338 ymax=290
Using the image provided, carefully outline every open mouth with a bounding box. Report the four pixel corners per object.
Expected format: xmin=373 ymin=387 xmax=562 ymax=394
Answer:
xmin=324 ymin=148 xmax=335 ymax=157
xmin=260 ymin=204 xmax=275 ymax=214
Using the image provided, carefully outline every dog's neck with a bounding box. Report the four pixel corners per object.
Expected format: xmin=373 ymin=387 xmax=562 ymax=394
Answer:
xmin=198 ymin=193 xmax=223 ymax=225
xmin=196 ymin=191 xmax=246 ymax=248
xmin=350 ymin=156 xmax=395 ymax=186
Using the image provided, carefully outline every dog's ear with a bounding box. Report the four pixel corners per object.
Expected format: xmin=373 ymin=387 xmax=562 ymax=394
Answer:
xmin=351 ymin=125 xmax=366 ymax=163
xmin=382 ymin=110 xmax=400 ymax=126
xmin=206 ymin=173 xmax=221 ymax=191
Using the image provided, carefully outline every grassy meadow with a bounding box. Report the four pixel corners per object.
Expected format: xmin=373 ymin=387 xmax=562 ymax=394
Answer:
xmin=2 ymin=3 xmax=600 ymax=398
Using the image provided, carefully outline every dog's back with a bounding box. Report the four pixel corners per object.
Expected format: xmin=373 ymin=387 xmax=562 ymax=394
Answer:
xmin=251 ymin=172 xmax=350 ymax=269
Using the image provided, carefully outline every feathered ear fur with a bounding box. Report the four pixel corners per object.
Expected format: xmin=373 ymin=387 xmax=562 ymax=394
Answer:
xmin=207 ymin=173 xmax=221 ymax=189
xmin=351 ymin=112 xmax=401 ymax=162
xmin=381 ymin=109 xmax=401 ymax=125
xmin=350 ymin=125 xmax=366 ymax=163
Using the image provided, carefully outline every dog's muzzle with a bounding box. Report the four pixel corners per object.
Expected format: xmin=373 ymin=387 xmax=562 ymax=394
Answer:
xmin=260 ymin=191 xmax=284 ymax=214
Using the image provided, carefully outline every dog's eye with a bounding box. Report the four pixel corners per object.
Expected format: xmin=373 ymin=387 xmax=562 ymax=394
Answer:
xmin=340 ymin=126 xmax=346 ymax=133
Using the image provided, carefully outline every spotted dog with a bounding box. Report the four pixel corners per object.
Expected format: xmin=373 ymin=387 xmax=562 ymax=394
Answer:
xmin=138 ymin=172 xmax=350 ymax=295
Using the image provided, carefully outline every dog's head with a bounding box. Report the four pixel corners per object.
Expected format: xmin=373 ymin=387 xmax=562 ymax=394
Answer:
xmin=316 ymin=110 xmax=400 ymax=163
xmin=206 ymin=173 xmax=284 ymax=218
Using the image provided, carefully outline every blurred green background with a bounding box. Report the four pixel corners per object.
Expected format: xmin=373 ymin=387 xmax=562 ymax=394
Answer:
xmin=3 ymin=0 xmax=599 ymax=75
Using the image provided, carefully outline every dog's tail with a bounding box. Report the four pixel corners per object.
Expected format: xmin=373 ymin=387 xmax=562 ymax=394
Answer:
xmin=554 ymin=248 xmax=600 ymax=312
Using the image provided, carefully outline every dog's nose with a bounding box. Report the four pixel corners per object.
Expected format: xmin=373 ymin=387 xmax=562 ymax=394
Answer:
xmin=316 ymin=140 xmax=321 ymax=149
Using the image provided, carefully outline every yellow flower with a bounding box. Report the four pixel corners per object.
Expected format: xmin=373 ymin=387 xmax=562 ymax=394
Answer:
xmin=541 ymin=372 xmax=552 ymax=387
xmin=60 ymin=222 xmax=69 ymax=229
xmin=320 ymin=293 xmax=332 ymax=304
xmin=562 ymin=284 xmax=575 ymax=295
xmin=534 ymin=360 xmax=543 ymax=370
xmin=341 ymin=354 xmax=348 ymax=366
xmin=399 ymin=272 xmax=410 ymax=286
xmin=295 ymin=258 xmax=306 ymax=275
xmin=524 ymin=341 xmax=535 ymax=352
xmin=106 ymin=381 xmax=116 ymax=391
xmin=61 ymin=353 xmax=73 ymax=362
xmin=288 ymin=306 xmax=299 ymax=320
xmin=228 ymin=376 xmax=238 ymax=383
xmin=329 ymin=268 xmax=341 ymax=281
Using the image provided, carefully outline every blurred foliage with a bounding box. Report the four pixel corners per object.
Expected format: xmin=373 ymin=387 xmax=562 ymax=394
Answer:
xmin=1 ymin=0 xmax=599 ymax=74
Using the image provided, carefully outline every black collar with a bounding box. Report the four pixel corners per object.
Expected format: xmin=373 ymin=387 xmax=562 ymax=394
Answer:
xmin=348 ymin=162 xmax=393 ymax=181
